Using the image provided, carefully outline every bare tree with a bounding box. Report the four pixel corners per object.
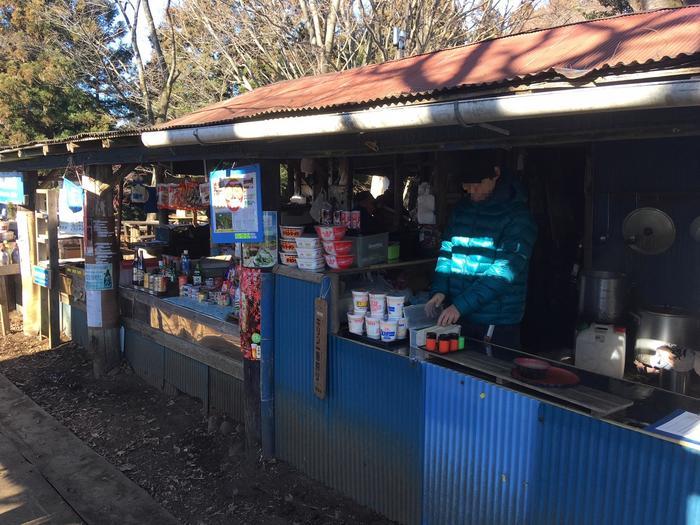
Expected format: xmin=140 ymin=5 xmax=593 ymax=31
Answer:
xmin=49 ymin=0 xmax=179 ymax=125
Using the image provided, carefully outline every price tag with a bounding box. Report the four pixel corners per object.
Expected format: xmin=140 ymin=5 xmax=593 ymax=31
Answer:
xmin=313 ymin=297 xmax=328 ymax=399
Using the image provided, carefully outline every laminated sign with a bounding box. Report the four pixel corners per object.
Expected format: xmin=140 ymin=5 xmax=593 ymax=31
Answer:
xmin=85 ymin=263 xmax=114 ymax=291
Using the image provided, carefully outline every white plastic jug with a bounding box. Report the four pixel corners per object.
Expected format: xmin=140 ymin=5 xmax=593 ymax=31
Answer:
xmin=575 ymin=323 xmax=626 ymax=379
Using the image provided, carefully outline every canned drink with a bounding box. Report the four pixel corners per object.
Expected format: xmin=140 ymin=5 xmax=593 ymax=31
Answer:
xmin=321 ymin=208 xmax=332 ymax=226
xmin=333 ymin=210 xmax=342 ymax=226
xmin=350 ymin=210 xmax=361 ymax=230
xmin=205 ymin=277 xmax=214 ymax=288
xmin=340 ymin=210 xmax=351 ymax=228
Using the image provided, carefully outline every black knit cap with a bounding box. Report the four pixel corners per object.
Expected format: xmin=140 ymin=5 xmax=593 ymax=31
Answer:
xmin=444 ymin=149 xmax=506 ymax=183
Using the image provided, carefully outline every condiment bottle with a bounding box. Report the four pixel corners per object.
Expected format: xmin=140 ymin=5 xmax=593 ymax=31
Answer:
xmin=438 ymin=335 xmax=450 ymax=354
xmin=425 ymin=332 xmax=437 ymax=352
xmin=449 ymin=333 xmax=459 ymax=352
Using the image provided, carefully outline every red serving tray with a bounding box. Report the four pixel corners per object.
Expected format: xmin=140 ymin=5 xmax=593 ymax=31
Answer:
xmin=511 ymin=366 xmax=580 ymax=387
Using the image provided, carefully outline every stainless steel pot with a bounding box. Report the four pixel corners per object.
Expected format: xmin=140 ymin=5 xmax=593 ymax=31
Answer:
xmin=634 ymin=306 xmax=700 ymax=351
xmin=578 ymin=271 xmax=627 ymax=324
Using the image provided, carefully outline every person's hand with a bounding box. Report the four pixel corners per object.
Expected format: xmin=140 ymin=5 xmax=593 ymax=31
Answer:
xmin=425 ymin=293 xmax=445 ymax=318
xmin=438 ymin=305 xmax=461 ymax=327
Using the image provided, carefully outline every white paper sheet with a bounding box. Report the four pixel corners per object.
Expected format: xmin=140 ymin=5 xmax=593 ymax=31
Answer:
xmin=656 ymin=411 xmax=700 ymax=442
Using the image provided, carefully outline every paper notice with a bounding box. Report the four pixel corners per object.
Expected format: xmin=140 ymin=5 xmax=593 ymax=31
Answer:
xmin=86 ymin=290 xmax=103 ymax=327
xmin=656 ymin=411 xmax=700 ymax=442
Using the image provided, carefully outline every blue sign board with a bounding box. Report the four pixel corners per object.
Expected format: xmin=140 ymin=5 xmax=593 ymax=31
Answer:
xmin=209 ymin=164 xmax=263 ymax=244
xmin=0 ymin=172 xmax=24 ymax=205
xmin=33 ymin=265 xmax=50 ymax=288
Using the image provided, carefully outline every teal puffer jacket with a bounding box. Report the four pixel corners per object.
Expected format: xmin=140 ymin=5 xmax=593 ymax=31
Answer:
xmin=430 ymin=174 xmax=537 ymax=325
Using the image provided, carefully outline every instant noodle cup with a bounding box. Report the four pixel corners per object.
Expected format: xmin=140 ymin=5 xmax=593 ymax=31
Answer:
xmin=396 ymin=317 xmax=408 ymax=340
xmin=369 ymin=293 xmax=386 ymax=316
xmin=365 ymin=315 xmax=382 ymax=340
xmin=347 ymin=312 xmax=365 ymax=335
xmin=380 ymin=318 xmax=398 ymax=342
xmin=386 ymin=295 xmax=405 ymax=318
xmin=352 ymin=290 xmax=369 ymax=314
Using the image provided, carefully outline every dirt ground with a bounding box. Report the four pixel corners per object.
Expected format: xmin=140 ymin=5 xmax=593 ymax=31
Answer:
xmin=0 ymin=312 xmax=393 ymax=525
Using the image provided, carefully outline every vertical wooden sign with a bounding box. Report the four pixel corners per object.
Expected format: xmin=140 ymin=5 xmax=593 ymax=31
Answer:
xmin=313 ymin=297 xmax=328 ymax=399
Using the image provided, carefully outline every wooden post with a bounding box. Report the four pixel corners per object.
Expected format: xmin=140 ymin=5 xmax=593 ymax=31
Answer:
xmin=83 ymin=165 xmax=120 ymax=377
xmin=17 ymin=210 xmax=39 ymax=335
xmin=47 ymin=189 xmax=60 ymax=348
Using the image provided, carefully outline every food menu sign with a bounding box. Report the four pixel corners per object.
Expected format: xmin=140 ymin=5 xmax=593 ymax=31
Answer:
xmin=209 ymin=164 xmax=263 ymax=244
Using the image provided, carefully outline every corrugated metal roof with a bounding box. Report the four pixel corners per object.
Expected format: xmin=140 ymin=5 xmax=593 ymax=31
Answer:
xmin=160 ymin=7 xmax=700 ymax=131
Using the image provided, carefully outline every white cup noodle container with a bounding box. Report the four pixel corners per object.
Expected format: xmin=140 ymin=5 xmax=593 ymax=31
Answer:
xmin=296 ymin=247 xmax=323 ymax=259
xmin=365 ymin=315 xmax=382 ymax=339
xmin=386 ymin=295 xmax=405 ymax=318
xmin=396 ymin=317 xmax=408 ymax=340
xmin=295 ymin=235 xmax=321 ymax=250
xmin=380 ymin=318 xmax=398 ymax=342
xmin=369 ymin=293 xmax=386 ymax=316
xmin=347 ymin=312 xmax=365 ymax=335
xmin=352 ymin=290 xmax=369 ymax=314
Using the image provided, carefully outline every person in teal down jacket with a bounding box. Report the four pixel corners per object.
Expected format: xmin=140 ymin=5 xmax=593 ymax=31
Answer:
xmin=425 ymin=151 xmax=537 ymax=349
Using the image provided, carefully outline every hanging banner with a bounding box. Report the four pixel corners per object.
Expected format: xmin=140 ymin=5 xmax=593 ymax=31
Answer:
xmin=59 ymin=177 xmax=84 ymax=235
xmin=0 ymin=172 xmax=25 ymax=205
xmin=209 ymin=164 xmax=263 ymax=244
xmin=242 ymin=211 xmax=278 ymax=269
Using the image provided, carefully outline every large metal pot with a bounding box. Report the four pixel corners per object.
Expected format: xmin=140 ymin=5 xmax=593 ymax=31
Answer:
xmin=634 ymin=306 xmax=700 ymax=352
xmin=578 ymin=271 xmax=627 ymax=324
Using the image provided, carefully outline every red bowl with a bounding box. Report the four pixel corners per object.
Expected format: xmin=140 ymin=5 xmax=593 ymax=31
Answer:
xmin=513 ymin=357 xmax=550 ymax=379
xmin=315 ymin=225 xmax=347 ymax=241
xmin=324 ymin=254 xmax=354 ymax=270
xmin=323 ymin=240 xmax=353 ymax=255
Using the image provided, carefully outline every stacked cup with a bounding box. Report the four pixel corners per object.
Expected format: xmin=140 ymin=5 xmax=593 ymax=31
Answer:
xmin=347 ymin=290 xmax=368 ymax=336
xmin=347 ymin=290 xmax=407 ymax=343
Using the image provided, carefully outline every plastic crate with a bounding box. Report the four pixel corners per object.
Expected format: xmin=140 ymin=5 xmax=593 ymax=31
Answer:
xmin=351 ymin=232 xmax=388 ymax=267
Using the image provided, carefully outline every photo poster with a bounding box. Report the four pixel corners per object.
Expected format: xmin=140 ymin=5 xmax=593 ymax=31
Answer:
xmin=242 ymin=211 xmax=278 ymax=269
xmin=0 ymin=172 xmax=25 ymax=205
xmin=209 ymin=164 xmax=263 ymax=244
xmin=59 ymin=177 xmax=84 ymax=235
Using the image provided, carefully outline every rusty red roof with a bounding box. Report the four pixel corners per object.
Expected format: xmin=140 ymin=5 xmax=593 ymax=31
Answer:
xmin=160 ymin=7 xmax=700 ymax=131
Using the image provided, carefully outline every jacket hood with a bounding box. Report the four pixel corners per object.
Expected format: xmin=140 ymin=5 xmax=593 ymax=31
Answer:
xmin=461 ymin=170 xmax=526 ymax=208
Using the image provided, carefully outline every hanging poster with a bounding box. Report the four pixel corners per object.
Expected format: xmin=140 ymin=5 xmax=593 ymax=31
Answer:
xmin=209 ymin=164 xmax=263 ymax=244
xmin=59 ymin=177 xmax=84 ymax=235
xmin=85 ymin=262 xmax=114 ymax=291
xmin=242 ymin=211 xmax=278 ymax=268
xmin=239 ymin=266 xmax=261 ymax=360
xmin=0 ymin=172 xmax=25 ymax=204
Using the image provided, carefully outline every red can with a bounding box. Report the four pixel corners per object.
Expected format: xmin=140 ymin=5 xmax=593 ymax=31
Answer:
xmin=350 ymin=210 xmax=361 ymax=231
xmin=321 ymin=208 xmax=332 ymax=226
xmin=340 ymin=211 xmax=351 ymax=228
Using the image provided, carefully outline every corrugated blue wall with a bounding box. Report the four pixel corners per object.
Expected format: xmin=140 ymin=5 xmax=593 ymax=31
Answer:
xmin=532 ymin=403 xmax=700 ymax=525
xmin=274 ymin=275 xmax=424 ymax=525
xmin=423 ymin=362 xmax=700 ymax=525
xmin=423 ymin=363 xmax=540 ymax=525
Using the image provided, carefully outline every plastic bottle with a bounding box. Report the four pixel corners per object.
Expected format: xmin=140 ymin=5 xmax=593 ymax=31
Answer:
xmin=181 ymin=250 xmax=191 ymax=277
xmin=192 ymin=261 xmax=202 ymax=286
xmin=132 ymin=251 xmax=140 ymax=286
xmin=10 ymin=243 xmax=19 ymax=264
xmin=0 ymin=243 xmax=9 ymax=266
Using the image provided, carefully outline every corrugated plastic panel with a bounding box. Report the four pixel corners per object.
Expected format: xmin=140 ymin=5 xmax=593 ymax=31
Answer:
xmin=164 ymin=348 xmax=208 ymax=406
xmin=209 ymin=367 xmax=244 ymax=422
xmin=533 ymin=404 xmax=700 ymax=525
xmin=124 ymin=328 xmax=164 ymax=389
xmin=160 ymin=7 xmax=700 ymax=130
xmin=274 ymin=275 xmax=424 ymax=525
xmin=423 ymin=363 xmax=540 ymax=525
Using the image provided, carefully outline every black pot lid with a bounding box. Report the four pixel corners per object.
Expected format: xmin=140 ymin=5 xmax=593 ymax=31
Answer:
xmin=622 ymin=207 xmax=675 ymax=255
